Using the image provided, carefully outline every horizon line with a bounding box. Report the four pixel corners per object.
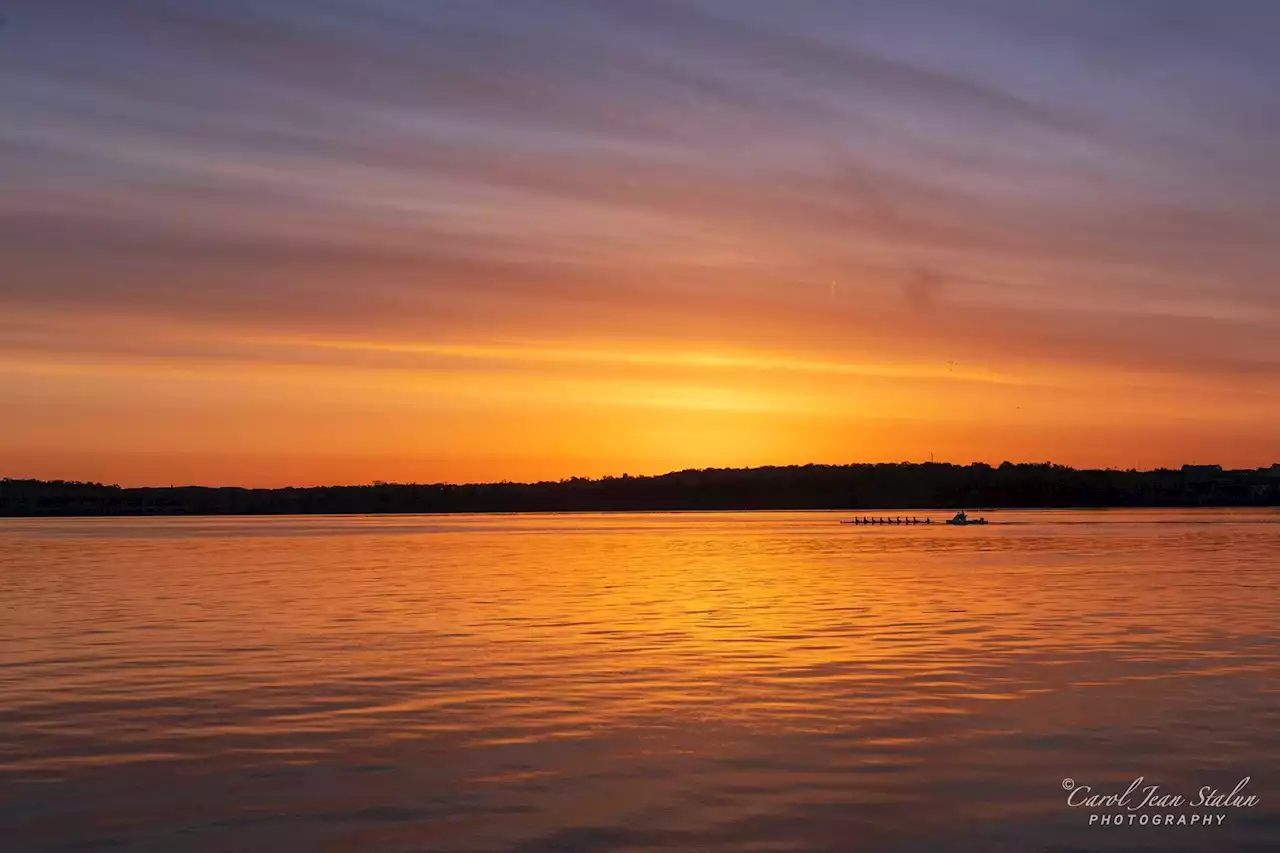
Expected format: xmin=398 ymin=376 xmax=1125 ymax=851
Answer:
xmin=7 ymin=459 xmax=1279 ymax=492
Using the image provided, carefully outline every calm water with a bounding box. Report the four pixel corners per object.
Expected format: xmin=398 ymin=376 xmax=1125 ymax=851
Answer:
xmin=1 ymin=509 xmax=1277 ymax=852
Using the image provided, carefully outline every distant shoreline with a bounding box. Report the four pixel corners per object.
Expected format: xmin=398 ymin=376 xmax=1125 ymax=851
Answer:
xmin=3 ymin=505 xmax=1276 ymax=520
xmin=4 ymin=462 xmax=1278 ymax=517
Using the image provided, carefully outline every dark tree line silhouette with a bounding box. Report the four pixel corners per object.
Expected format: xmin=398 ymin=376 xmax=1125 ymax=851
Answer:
xmin=3 ymin=462 xmax=1279 ymax=516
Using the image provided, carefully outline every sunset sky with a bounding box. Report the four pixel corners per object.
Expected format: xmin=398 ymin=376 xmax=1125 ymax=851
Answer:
xmin=2 ymin=1 xmax=1278 ymax=486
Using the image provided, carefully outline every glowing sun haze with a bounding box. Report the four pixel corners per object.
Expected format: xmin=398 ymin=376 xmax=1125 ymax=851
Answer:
xmin=2 ymin=1 xmax=1278 ymax=486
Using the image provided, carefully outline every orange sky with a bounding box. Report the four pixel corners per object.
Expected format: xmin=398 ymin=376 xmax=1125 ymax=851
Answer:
xmin=3 ymin=307 xmax=1275 ymax=486
xmin=2 ymin=3 xmax=1278 ymax=486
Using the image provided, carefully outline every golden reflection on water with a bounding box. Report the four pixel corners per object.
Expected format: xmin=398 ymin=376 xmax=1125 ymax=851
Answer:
xmin=1 ymin=510 xmax=1277 ymax=851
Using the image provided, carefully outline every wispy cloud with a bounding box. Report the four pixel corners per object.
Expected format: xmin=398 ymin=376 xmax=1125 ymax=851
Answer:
xmin=1 ymin=0 xmax=1278 ymax=482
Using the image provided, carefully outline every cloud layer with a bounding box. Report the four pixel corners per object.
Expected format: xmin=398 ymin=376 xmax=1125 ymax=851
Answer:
xmin=2 ymin=1 xmax=1278 ymax=483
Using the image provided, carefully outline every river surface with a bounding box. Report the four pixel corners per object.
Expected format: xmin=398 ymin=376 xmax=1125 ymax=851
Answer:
xmin=1 ymin=509 xmax=1277 ymax=852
